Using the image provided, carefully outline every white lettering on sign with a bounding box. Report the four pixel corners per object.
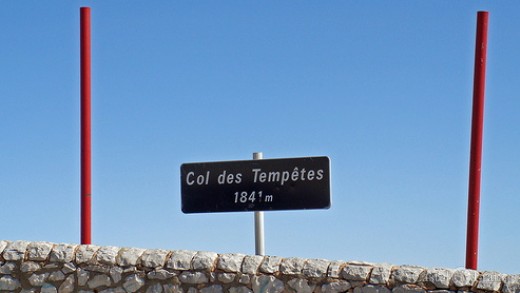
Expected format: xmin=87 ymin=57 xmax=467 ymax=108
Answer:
xmin=251 ymin=167 xmax=324 ymax=186
xmin=186 ymin=171 xmax=210 ymax=186
xmin=184 ymin=167 xmax=324 ymax=187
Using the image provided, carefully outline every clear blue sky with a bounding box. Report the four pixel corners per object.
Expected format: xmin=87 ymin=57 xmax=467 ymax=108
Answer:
xmin=2 ymin=1 xmax=519 ymax=274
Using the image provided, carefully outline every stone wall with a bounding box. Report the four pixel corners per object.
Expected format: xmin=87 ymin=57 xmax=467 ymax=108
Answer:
xmin=0 ymin=240 xmax=518 ymax=293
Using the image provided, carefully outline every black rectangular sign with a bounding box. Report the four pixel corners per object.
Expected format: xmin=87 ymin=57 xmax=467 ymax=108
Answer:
xmin=181 ymin=156 xmax=330 ymax=213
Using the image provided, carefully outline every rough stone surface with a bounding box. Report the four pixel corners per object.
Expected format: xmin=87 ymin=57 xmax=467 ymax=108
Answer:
xmin=259 ymin=255 xmax=283 ymax=274
xmin=192 ymin=251 xmax=218 ymax=271
xmin=141 ymin=249 xmax=169 ymax=268
xmin=29 ymin=273 xmax=49 ymax=286
xmin=3 ymin=240 xmax=30 ymax=261
xmin=218 ymin=273 xmax=236 ymax=284
xmin=424 ymin=268 xmax=453 ymax=289
xmin=477 ymin=272 xmax=504 ymax=292
xmin=355 ymin=285 xmax=392 ymax=293
xmin=147 ymin=269 xmax=176 ymax=280
xmin=27 ymin=241 xmax=54 ymax=261
xmin=321 ymin=280 xmax=352 ymax=293
xmin=252 ymin=275 xmax=285 ymax=293
xmin=75 ymin=245 xmax=99 ymax=264
xmin=50 ymin=243 xmax=77 ymax=263
xmin=0 ymin=262 xmax=17 ymax=274
xmin=59 ymin=274 xmax=75 ymax=293
xmin=0 ymin=275 xmax=21 ymax=291
xmin=328 ymin=261 xmax=346 ymax=278
xmin=451 ymin=269 xmax=479 ymax=288
xmin=166 ymin=250 xmax=196 ymax=270
xmin=21 ymin=261 xmax=41 ymax=272
xmin=96 ymin=246 xmax=120 ymax=265
xmin=116 ymin=247 xmax=145 ymax=266
xmin=503 ymin=275 xmax=520 ymax=293
xmin=200 ymin=285 xmax=224 ymax=293
xmin=392 ymin=266 xmax=425 ymax=284
xmin=280 ymin=257 xmax=306 ymax=275
xmin=123 ymin=274 xmax=145 ymax=292
xmin=242 ymin=255 xmax=264 ymax=274
xmin=179 ymin=271 xmax=209 ymax=284
xmin=0 ymin=240 xmax=517 ymax=293
xmin=392 ymin=284 xmax=425 ymax=293
xmin=288 ymin=278 xmax=315 ymax=293
xmin=218 ymin=253 xmax=246 ymax=273
xmin=342 ymin=264 xmax=373 ymax=281
xmin=88 ymin=274 xmax=112 ymax=289
xmin=229 ymin=286 xmax=253 ymax=293
xmin=303 ymin=258 xmax=329 ymax=278
xmin=370 ymin=264 xmax=392 ymax=285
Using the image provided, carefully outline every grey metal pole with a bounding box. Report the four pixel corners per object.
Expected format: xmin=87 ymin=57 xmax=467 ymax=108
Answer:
xmin=253 ymin=152 xmax=265 ymax=256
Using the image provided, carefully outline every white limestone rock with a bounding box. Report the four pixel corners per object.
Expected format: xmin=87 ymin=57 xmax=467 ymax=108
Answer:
xmin=252 ymin=275 xmax=285 ymax=293
xmin=162 ymin=284 xmax=183 ymax=293
xmin=0 ymin=262 xmax=17 ymax=274
xmin=328 ymin=261 xmax=346 ymax=278
xmin=147 ymin=269 xmax=176 ymax=280
xmin=280 ymin=257 xmax=306 ymax=275
xmin=192 ymin=251 xmax=218 ymax=271
xmin=77 ymin=268 xmax=90 ymax=286
xmin=21 ymin=261 xmax=41 ymax=273
xmin=88 ymin=274 xmax=112 ymax=289
xmin=2 ymin=240 xmax=30 ymax=261
xmin=239 ymin=274 xmax=251 ymax=284
xmin=303 ymin=258 xmax=330 ymax=278
xmin=452 ymin=269 xmax=479 ymax=288
xmin=41 ymin=283 xmax=58 ymax=293
xmin=0 ymin=240 xmax=9 ymax=254
xmin=146 ymin=282 xmax=164 ymax=293
xmin=200 ymin=285 xmax=224 ymax=293
xmin=75 ymin=245 xmax=99 ymax=264
xmin=50 ymin=243 xmax=77 ymax=263
xmin=166 ymin=250 xmax=196 ymax=270
xmin=503 ymin=274 xmax=520 ymax=293
xmin=424 ymin=268 xmax=454 ymax=289
xmin=477 ymin=271 xmax=504 ymax=292
xmin=218 ymin=253 xmax=245 ymax=273
xmin=141 ymin=249 xmax=170 ymax=268
xmin=288 ymin=278 xmax=315 ymax=293
xmin=123 ymin=274 xmax=145 ymax=292
xmin=99 ymin=288 xmax=126 ymax=293
xmin=242 ymin=255 xmax=264 ymax=274
xmin=48 ymin=270 xmax=66 ymax=282
xmin=179 ymin=271 xmax=209 ymax=284
xmin=354 ymin=285 xmax=392 ymax=293
xmin=62 ymin=262 xmax=77 ymax=274
xmin=370 ymin=264 xmax=392 ymax=285
xmin=0 ymin=275 xmax=21 ymax=291
xmin=321 ymin=280 xmax=352 ymax=293
xmin=96 ymin=246 xmax=120 ymax=265
xmin=116 ymin=247 xmax=145 ymax=267
xmin=28 ymin=272 xmax=49 ymax=286
xmin=259 ymin=255 xmax=283 ymax=274
xmin=218 ymin=273 xmax=236 ymax=283
xmin=342 ymin=264 xmax=373 ymax=281
xmin=230 ymin=286 xmax=253 ymax=293
xmin=392 ymin=284 xmax=425 ymax=293
xmin=392 ymin=266 xmax=425 ymax=284
xmin=58 ymin=274 xmax=76 ymax=293
xmin=27 ymin=241 xmax=54 ymax=261
xmin=110 ymin=266 xmax=123 ymax=283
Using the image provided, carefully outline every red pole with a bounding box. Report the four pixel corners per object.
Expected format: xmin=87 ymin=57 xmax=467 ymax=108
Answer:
xmin=80 ymin=7 xmax=92 ymax=245
xmin=466 ymin=11 xmax=489 ymax=270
